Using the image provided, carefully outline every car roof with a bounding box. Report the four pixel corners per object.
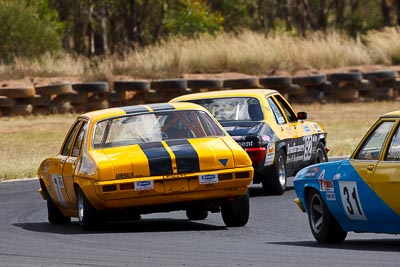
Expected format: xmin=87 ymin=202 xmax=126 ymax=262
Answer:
xmin=170 ymin=89 xmax=278 ymax=102
xmin=382 ymin=110 xmax=400 ymax=118
xmin=78 ymin=102 xmax=209 ymax=121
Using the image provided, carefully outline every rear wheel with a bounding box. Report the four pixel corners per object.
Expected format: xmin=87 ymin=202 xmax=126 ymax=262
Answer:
xmin=221 ymin=191 xmax=250 ymax=227
xmin=262 ymin=149 xmax=286 ymax=195
xmin=47 ymin=197 xmax=71 ymax=224
xmin=77 ymin=187 xmax=101 ymax=230
xmin=186 ymin=208 xmax=208 ymax=221
xmin=307 ymin=189 xmax=347 ymax=243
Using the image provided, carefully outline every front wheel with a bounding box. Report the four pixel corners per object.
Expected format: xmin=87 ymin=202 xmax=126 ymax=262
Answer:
xmin=307 ymin=189 xmax=347 ymax=243
xmin=221 ymin=191 xmax=250 ymax=227
xmin=313 ymin=142 xmax=328 ymax=164
xmin=262 ymin=149 xmax=286 ymax=195
xmin=77 ymin=187 xmax=101 ymax=230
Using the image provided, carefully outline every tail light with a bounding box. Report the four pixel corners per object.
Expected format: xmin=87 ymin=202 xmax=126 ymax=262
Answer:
xmin=245 ymin=147 xmax=266 ymax=164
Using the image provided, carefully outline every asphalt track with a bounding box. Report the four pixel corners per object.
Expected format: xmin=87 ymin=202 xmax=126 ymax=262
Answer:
xmin=1 ymin=177 xmax=400 ymax=267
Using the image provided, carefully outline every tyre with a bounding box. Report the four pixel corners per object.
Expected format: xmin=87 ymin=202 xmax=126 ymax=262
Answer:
xmin=150 ymin=79 xmax=187 ymax=91
xmin=221 ymin=190 xmax=250 ymax=227
xmin=262 ymin=149 xmax=286 ymax=195
xmin=77 ymin=187 xmax=100 ymax=230
xmin=47 ymin=197 xmax=71 ymax=224
xmin=35 ymin=83 xmax=73 ymax=96
xmin=113 ymin=80 xmax=150 ymax=92
xmin=327 ymin=72 xmax=362 ymax=85
xmin=186 ymin=208 xmax=208 ymax=220
xmin=292 ymin=74 xmax=327 ymax=86
xmin=223 ymin=78 xmax=259 ymax=89
xmin=312 ymin=142 xmax=328 ymax=164
xmin=362 ymin=70 xmax=397 ymax=81
xmin=0 ymin=87 xmax=35 ymax=98
xmin=72 ymin=82 xmax=109 ymax=93
xmin=187 ymin=79 xmax=223 ymax=91
xmin=258 ymin=76 xmax=292 ymax=89
xmin=307 ymin=189 xmax=347 ymax=243
xmin=0 ymin=96 xmax=15 ymax=108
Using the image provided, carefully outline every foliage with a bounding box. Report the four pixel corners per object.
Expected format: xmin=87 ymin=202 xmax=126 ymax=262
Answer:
xmin=165 ymin=0 xmax=223 ymax=37
xmin=0 ymin=0 xmax=63 ymax=63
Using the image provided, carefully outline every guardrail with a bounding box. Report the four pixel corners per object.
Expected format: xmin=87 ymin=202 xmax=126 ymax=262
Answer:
xmin=0 ymin=70 xmax=399 ymax=116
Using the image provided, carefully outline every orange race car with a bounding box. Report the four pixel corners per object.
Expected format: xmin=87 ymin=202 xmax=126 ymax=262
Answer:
xmin=37 ymin=103 xmax=253 ymax=230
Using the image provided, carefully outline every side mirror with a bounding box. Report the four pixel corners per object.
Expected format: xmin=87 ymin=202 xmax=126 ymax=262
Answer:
xmin=297 ymin=111 xmax=307 ymax=120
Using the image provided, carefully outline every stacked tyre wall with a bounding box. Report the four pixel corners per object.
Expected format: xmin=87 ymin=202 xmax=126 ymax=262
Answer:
xmin=0 ymin=70 xmax=399 ymax=116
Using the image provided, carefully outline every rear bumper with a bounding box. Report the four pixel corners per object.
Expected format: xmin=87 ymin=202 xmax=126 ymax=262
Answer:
xmin=83 ymin=167 xmax=253 ymax=210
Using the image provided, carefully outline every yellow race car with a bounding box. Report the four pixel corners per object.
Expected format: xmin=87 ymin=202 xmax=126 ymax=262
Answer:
xmin=37 ymin=103 xmax=253 ymax=230
xmin=171 ymin=89 xmax=328 ymax=195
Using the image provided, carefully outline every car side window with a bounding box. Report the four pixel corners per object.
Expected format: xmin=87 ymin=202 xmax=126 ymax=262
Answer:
xmin=355 ymin=121 xmax=395 ymax=160
xmin=385 ymin=125 xmax=400 ymax=161
xmin=72 ymin=122 xmax=87 ymax=157
xmin=61 ymin=121 xmax=83 ymax=156
xmin=267 ymin=97 xmax=286 ymax=125
xmin=273 ymin=94 xmax=298 ymax=123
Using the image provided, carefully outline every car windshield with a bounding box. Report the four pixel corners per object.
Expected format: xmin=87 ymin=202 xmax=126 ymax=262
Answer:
xmin=188 ymin=97 xmax=263 ymax=122
xmin=92 ymin=110 xmax=225 ymax=149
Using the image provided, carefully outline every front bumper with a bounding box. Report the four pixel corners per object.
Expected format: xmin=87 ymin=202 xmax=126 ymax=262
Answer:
xmin=294 ymin=198 xmax=306 ymax=213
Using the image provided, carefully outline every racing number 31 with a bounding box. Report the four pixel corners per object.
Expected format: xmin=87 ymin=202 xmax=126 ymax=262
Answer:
xmin=338 ymin=181 xmax=367 ymax=220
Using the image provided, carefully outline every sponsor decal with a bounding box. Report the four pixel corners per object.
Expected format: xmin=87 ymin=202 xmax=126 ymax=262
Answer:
xmin=116 ymin=172 xmax=135 ymax=179
xmin=318 ymin=170 xmax=334 ymax=192
xmin=219 ymin=159 xmax=228 ymax=167
xmin=224 ymin=187 xmax=239 ymax=192
xmin=313 ymin=123 xmax=322 ymax=132
xmin=134 ymin=180 xmax=154 ymax=191
xmin=287 ymin=142 xmax=305 ymax=154
xmin=51 ymin=174 xmax=67 ymax=207
xmin=264 ymin=143 xmax=275 ymax=165
xmin=326 ymin=192 xmax=336 ymax=201
xmin=262 ymin=135 xmax=270 ymax=142
xmin=231 ymin=136 xmax=245 ymax=141
xmin=305 ymin=166 xmax=320 ymax=177
xmin=163 ymin=173 xmax=187 ymax=179
xmin=237 ymin=140 xmax=254 ymax=147
xmin=199 ymin=174 xmax=218 ymax=184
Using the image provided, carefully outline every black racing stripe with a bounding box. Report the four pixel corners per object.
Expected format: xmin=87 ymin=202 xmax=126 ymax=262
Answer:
xmin=166 ymin=140 xmax=200 ymax=173
xmin=147 ymin=103 xmax=175 ymax=111
xmin=121 ymin=105 xmax=149 ymax=114
xmin=139 ymin=142 xmax=173 ymax=176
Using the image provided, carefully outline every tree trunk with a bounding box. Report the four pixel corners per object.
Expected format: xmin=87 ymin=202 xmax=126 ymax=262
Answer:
xmin=380 ymin=0 xmax=391 ymax=26
xmin=335 ymin=0 xmax=346 ymax=27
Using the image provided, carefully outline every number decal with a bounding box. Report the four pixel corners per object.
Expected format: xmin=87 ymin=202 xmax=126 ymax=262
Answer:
xmin=339 ymin=181 xmax=367 ymax=220
xmin=303 ymin=135 xmax=312 ymax=161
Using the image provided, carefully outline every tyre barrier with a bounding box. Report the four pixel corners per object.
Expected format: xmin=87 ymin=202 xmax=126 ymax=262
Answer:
xmin=0 ymin=70 xmax=399 ymax=117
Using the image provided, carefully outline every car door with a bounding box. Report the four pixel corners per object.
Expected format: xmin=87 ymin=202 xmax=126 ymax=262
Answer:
xmin=267 ymin=95 xmax=309 ymax=173
xmin=48 ymin=120 xmax=85 ymax=210
xmin=341 ymin=120 xmax=396 ymax=224
xmin=372 ymin=120 xmax=400 ymax=218
xmin=62 ymin=121 xmax=87 ymax=209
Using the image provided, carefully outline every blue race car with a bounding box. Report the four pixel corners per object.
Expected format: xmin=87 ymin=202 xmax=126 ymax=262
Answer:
xmin=294 ymin=110 xmax=400 ymax=243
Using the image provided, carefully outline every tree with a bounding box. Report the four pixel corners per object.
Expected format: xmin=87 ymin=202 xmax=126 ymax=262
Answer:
xmin=0 ymin=1 xmax=63 ymax=63
xmin=165 ymin=0 xmax=223 ymax=37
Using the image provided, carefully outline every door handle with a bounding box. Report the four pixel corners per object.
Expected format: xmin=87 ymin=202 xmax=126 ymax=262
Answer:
xmin=367 ymin=165 xmax=374 ymax=171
